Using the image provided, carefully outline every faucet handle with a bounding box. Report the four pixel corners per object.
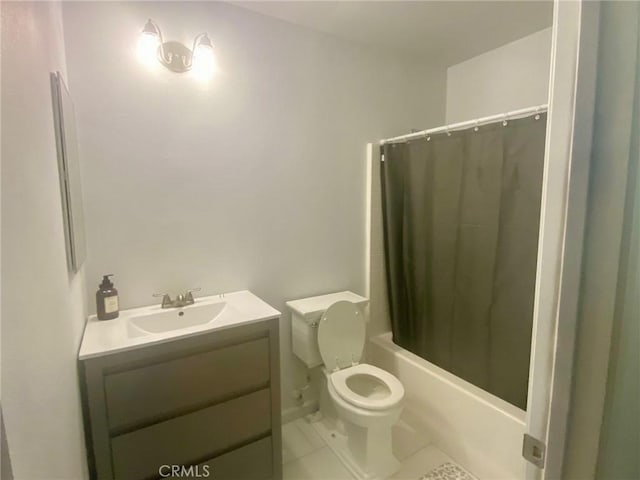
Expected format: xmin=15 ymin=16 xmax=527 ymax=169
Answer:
xmin=152 ymin=292 xmax=173 ymax=308
xmin=184 ymin=288 xmax=201 ymax=303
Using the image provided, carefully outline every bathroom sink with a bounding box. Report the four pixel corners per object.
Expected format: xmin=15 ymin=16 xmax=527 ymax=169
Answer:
xmin=127 ymin=301 xmax=227 ymax=337
xmin=79 ymin=291 xmax=281 ymax=360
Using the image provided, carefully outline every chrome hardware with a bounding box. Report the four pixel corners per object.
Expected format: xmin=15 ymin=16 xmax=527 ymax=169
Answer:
xmin=185 ymin=288 xmax=201 ymax=304
xmin=152 ymin=292 xmax=174 ymax=309
xmin=522 ymin=433 xmax=545 ymax=468
xmin=153 ymin=288 xmax=201 ymax=309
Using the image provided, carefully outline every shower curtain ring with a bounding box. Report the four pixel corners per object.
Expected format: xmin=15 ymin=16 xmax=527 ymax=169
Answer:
xmin=502 ymin=113 xmax=508 ymax=126
xmin=474 ymin=120 xmax=479 ymax=132
xmin=535 ymin=107 xmax=541 ymax=120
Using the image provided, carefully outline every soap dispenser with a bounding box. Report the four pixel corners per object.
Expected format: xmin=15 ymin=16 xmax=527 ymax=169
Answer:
xmin=96 ymin=274 xmax=119 ymax=320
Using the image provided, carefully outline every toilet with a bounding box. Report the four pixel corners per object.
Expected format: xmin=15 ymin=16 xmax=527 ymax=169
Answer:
xmin=287 ymin=292 xmax=405 ymax=479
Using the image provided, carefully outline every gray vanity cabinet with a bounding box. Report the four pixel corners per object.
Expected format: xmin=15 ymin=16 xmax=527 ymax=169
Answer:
xmin=79 ymin=318 xmax=281 ymax=480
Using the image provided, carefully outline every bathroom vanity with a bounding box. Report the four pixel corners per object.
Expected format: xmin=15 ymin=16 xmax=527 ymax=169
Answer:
xmin=78 ymin=291 xmax=281 ymax=480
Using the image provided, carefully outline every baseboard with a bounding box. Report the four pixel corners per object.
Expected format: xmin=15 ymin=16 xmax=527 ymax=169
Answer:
xmin=281 ymin=399 xmax=319 ymax=424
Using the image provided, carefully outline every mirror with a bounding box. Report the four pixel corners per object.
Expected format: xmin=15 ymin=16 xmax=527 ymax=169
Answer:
xmin=51 ymin=71 xmax=86 ymax=273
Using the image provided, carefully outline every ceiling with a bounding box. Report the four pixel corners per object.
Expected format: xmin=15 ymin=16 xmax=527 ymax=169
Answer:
xmin=231 ymin=1 xmax=553 ymax=66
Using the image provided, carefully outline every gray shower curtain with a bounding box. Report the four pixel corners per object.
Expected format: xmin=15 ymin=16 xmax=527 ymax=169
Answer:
xmin=380 ymin=113 xmax=546 ymax=409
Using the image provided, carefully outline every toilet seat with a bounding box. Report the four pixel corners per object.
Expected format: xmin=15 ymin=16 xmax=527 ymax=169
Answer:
xmin=329 ymin=363 xmax=404 ymax=411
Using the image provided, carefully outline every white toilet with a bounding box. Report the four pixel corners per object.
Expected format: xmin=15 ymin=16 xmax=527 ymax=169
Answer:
xmin=287 ymin=292 xmax=405 ymax=479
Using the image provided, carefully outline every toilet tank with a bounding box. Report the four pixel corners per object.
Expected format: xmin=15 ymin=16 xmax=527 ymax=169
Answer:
xmin=286 ymin=291 xmax=369 ymax=368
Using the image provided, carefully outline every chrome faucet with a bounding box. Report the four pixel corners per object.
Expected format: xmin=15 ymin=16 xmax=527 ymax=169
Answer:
xmin=153 ymin=288 xmax=201 ymax=309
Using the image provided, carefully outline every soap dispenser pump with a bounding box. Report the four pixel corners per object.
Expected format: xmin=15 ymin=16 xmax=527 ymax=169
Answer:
xmin=96 ymin=274 xmax=119 ymax=320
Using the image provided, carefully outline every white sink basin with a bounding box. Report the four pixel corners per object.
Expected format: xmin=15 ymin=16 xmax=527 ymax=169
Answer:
xmin=127 ymin=301 xmax=227 ymax=337
xmin=78 ymin=291 xmax=281 ymax=360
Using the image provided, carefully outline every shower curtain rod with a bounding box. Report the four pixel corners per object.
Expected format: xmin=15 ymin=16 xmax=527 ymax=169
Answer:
xmin=379 ymin=104 xmax=548 ymax=145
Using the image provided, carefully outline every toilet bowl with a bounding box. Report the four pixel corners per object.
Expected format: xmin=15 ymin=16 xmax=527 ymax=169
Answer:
xmin=328 ymin=363 xmax=404 ymax=426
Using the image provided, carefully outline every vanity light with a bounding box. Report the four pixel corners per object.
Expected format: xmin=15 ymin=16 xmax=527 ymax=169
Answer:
xmin=137 ymin=19 xmax=217 ymax=79
xmin=191 ymin=34 xmax=216 ymax=79
xmin=136 ymin=20 xmax=161 ymax=66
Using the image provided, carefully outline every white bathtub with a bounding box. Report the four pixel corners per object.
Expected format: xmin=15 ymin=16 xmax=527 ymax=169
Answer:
xmin=368 ymin=332 xmax=527 ymax=479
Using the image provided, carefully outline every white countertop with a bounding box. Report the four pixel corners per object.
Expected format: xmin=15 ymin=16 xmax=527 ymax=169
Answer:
xmin=78 ymin=290 xmax=280 ymax=360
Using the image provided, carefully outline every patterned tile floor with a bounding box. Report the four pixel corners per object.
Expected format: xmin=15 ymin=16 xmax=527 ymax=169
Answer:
xmin=420 ymin=462 xmax=477 ymax=480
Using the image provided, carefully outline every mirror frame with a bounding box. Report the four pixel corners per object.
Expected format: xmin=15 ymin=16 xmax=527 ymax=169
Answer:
xmin=50 ymin=71 xmax=87 ymax=273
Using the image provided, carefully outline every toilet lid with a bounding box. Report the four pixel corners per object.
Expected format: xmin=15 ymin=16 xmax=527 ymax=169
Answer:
xmin=317 ymin=301 xmax=365 ymax=372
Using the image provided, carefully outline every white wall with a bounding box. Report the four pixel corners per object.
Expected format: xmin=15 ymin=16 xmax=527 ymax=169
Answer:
xmin=1 ymin=2 xmax=89 ymax=478
xmin=61 ymin=1 xmax=446 ymax=416
xmin=446 ymin=27 xmax=552 ymax=123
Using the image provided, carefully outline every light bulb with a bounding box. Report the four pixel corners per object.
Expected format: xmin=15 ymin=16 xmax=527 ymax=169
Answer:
xmin=192 ymin=38 xmax=217 ymax=80
xmin=137 ymin=32 xmax=160 ymax=66
xmin=137 ymin=20 xmax=161 ymax=67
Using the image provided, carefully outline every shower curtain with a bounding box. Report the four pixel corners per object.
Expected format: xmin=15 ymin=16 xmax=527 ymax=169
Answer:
xmin=380 ymin=114 xmax=546 ymax=409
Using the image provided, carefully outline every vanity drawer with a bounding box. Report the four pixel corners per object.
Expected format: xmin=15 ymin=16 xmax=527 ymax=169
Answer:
xmin=110 ymin=388 xmax=271 ymax=480
xmin=104 ymin=337 xmax=269 ymax=431
xmin=195 ymin=436 xmax=273 ymax=479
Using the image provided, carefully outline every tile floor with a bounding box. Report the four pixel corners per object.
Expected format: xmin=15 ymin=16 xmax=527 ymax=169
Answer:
xmin=282 ymin=415 xmax=464 ymax=480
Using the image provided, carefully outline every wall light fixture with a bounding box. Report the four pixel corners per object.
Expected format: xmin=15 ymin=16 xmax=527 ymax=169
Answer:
xmin=137 ymin=19 xmax=217 ymax=79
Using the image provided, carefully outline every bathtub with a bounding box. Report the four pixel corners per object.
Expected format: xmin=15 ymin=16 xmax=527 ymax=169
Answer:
xmin=368 ymin=332 xmax=527 ymax=479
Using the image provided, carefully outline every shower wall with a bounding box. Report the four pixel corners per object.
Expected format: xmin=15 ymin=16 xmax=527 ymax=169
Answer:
xmin=446 ymin=27 xmax=552 ymax=123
